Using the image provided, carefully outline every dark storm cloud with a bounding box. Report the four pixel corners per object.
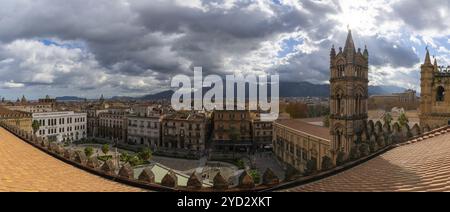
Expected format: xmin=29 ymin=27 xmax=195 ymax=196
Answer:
xmin=392 ymin=0 xmax=450 ymax=32
xmin=366 ymin=36 xmax=420 ymax=68
xmin=0 ymin=0 xmax=443 ymax=98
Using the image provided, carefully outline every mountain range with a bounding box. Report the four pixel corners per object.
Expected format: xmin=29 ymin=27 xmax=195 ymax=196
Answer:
xmin=57 ymin=82 xmax=410 ymax=101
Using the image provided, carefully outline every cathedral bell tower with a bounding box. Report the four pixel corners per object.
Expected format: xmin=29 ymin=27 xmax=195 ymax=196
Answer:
xmin=419 ymin=48 xmax=434 ymax=125
xmin=329 ymin=29 xmax=369 ymax=160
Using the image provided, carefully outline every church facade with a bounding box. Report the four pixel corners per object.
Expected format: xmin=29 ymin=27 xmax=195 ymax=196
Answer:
xmin=419 ymin=50 xmax=450 ymax=129
xmin=329 ymin=30 xmax=369 ymax=158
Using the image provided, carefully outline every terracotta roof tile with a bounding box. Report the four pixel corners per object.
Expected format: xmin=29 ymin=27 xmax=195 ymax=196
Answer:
xmin=0 ymin=127 xmax=144 ymax=192
xmin=275 ymin=119 xmax=330 ymax=140
xmin=285 ymin=127 xmax=450 ymax=192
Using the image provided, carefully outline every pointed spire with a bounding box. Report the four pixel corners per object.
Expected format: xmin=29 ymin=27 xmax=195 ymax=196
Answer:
xmin=330 ymin=45 xmax=336 ymax=57
xmin=424 ymin=47 xmax=431 ymax=65
xmin=363 ymin=45 xmax=369 ymax=58
xmin=344 ymin=29 xmax=356 ymax=54
xmin=433 ymin=56 xmax=438 ymax=71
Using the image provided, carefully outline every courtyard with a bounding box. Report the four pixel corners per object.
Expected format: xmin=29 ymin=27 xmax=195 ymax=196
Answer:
xmin=68 ymin=142 xmax=286 ymax=186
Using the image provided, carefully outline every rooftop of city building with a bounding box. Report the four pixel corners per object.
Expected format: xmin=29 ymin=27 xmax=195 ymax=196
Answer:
xmin=274 ymin=119 xmax=330 ymax=141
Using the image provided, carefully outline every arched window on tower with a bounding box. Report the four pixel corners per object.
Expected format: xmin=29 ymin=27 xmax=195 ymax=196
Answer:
xmin=355 ymin=90 xmax=363 ymax=115
xmin=437 ymin=86 xmax=445 ymax=102
xmin=337 ymin=65 xmax=345 ymax=77
xmin=334 ymin=127 xmax=344 ymax=152
xmin=337 ymin=60 xmax=345 ymax=78
xmin=335 ymin=90 xmax=344 ymax=116
xmin=355 ymin=95 xmax=360 ymax=115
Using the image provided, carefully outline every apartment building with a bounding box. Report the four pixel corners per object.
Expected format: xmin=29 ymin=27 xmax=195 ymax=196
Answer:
xmin=161 ymin=112 xmax=208 ymax=153
xmin=252 ymin=115 xmax=273 ymax=150
xmin=33 ymin=111 xmax=87 ymax=142
xmin=97 ymin=108 xmax=130 ymax=143
xmin=212 ymin=110 xmax=252 ymax=152
xmin=85 ymin=107 xmax=108 ymax=137
xmin=127 ymin=113 xmax=161 ymax=149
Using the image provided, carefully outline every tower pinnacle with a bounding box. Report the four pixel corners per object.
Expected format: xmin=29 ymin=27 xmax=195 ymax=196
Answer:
xmin=424 ymin=47 xmax=432 ymax=65
xmin=344 ymin=29 xmax=356 ymax=54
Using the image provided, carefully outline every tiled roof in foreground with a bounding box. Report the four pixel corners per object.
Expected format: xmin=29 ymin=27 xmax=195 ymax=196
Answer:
xmin=0 ymin=128 xmax=143 ymax=192
xmin=285 ymin=127 xmax=450 ymax=192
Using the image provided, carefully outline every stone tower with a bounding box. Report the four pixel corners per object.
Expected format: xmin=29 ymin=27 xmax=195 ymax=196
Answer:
xmin=329 ymin=29 xmax=369 ymax=160
xmin=419 ymin=48 xmax=450 ymax=129
xmin=419 ymin=48 xmax=434 ymax=119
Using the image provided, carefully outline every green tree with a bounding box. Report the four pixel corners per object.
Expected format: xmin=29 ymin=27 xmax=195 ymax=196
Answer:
xmin=128 ymin=155 xmax=143 ymax=167
xmin=248 ymin=170 xmax=261 ymax=184
xmin=101 ymin=144 xmax=109 ymax=155
xmin=398 ymin=112 xmax=409 ymax=127
xmin=138 ymin=147 xmax=152 ymax=161
xmin=236 ymin=159 xmax=245 ymax=169
xmin=120 ymin=152 xmax=130 ymax=162
xmin=285 ymin=102 xmax=308 ymax=119
xmin=32 ymin=120 xmax=40 ymax=134
xmin=382 ymin=112 xmax=393 ymax=125
xmin=84 ymin=147 xmax=94 ymax=157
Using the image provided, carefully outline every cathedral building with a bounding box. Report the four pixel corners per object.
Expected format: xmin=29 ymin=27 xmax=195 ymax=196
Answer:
xmin=419 ymin=49 xmax=450 ymax=129
xmin=329 ymin=30 xmax=369 ymax=159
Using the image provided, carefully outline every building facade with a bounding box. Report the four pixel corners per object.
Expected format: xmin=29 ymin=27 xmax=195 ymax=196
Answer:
xmin=4 ymin=102 xmax=54 ymax=113
xmin=369 ymin=89 xmax=418 ymax=111
xmin=329 ymin=29 xmax=369 ymax=159
xmin=273 ymin=119 xmax=331 ymax=173
xmin=97 ymin=109 xmax=129 ymax=143
xmin=252 ymin=115 xmax=273 ymax=150
xmin=419 ymin=49 xmax=450 ymax=128
xmin=33 ymin=111 xmax=87 ymax=142
xmin=161 ymin=112 xmax=208 ymax=152
xmin=127 ymin=114 xmax=161 ymax=150
xmin=0 ymin=106 xmax=32 ymax=133
xmin=212 ymin=110 xmax=253 ymax=152
xmin=85 ymin=108 xmax=108 ymax=138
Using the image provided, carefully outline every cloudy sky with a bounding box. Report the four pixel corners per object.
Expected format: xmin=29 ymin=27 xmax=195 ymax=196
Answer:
xmin=0 ymin=0 xmax=449 ymax=99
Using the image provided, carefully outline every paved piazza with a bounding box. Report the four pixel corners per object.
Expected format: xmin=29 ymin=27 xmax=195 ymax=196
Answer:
xmin=0 ymin=128 xmax=143 ymax=192
xmin=286 ymin=129 xmax=450 ymax=192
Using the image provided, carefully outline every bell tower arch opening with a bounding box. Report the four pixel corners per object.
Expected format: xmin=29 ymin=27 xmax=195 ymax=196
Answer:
xmin=436 ymin=86 xmax=445 ymax=102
